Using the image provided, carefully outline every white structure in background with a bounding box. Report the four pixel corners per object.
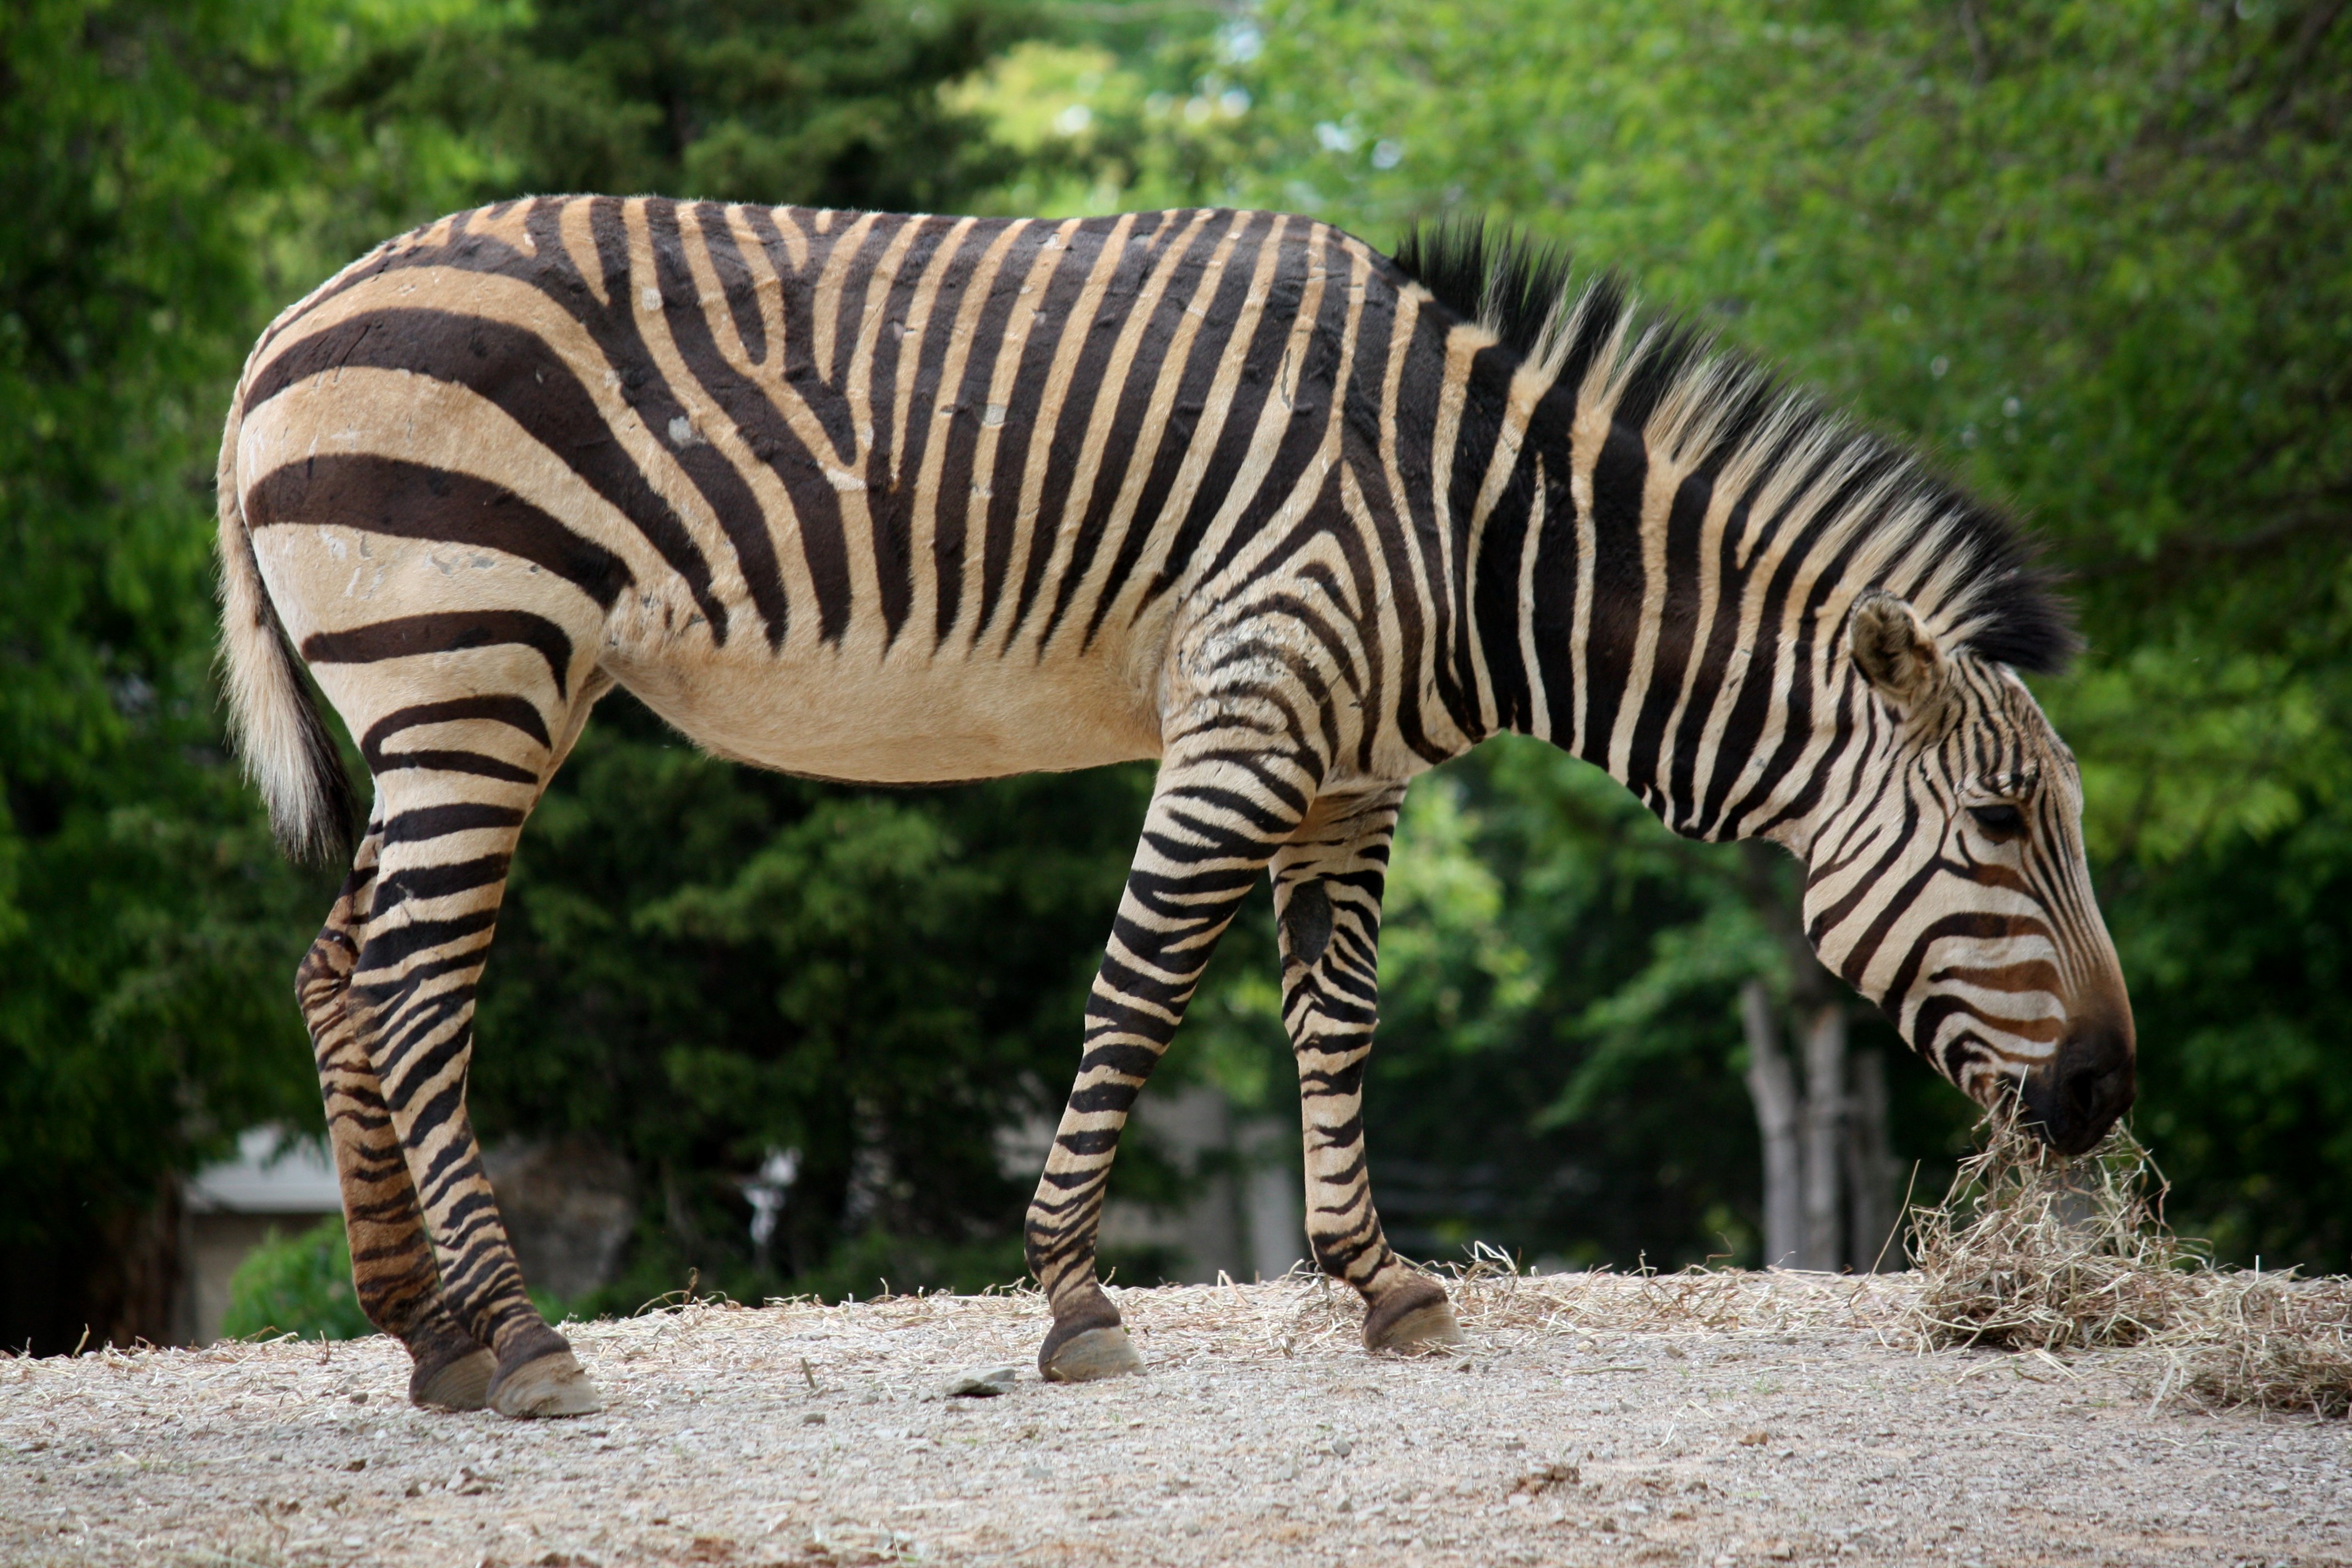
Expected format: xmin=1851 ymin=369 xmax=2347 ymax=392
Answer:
xmin=182 ymin=1126 xmax=343 ymax=1344
xmin=1002 ymin=1084 xmax=1307 ymax=1285
xmin=742 ymin=1146 xmax=802 ymax=1271
xmin=182 ymin=1129 xmax=639 ymax=1344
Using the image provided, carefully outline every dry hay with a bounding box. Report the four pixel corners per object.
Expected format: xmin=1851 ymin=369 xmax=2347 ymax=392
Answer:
xmin=1433 ymin=1243 xmax=1912 ymax=1340
xmin=1905 ymin=1113 xmax=2352 ymax=1418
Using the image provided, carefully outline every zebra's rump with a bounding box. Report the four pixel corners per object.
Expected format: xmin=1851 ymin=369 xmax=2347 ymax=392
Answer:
xmin=230 ymin=195 xmax=1392 ymax=782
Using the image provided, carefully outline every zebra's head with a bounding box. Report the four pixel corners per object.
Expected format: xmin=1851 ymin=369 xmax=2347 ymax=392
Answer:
xmin=1802 ymin=590 xmax=2133 ymax=1154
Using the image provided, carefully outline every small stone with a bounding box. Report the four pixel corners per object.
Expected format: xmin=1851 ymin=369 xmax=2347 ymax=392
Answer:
xmin=945 ymin=1367 xmax=1020 ymax=1398
xmin=348 ymin=1392 xmax=369 ymax=1404
xmin=345 ymin=1458 xmax=366 ymax=1472
xmin=1023 ymin=1462 xmax=1051 ymax=1481
xmin=800 ymin=1412 xmax=826 ymax=1426
xmin=1331 ymin=1438 xmax=1352 ymax=1457
xmin=1511 ymin=1462 xmax=1580 ymax=1496
xmin=1739 ymin=1430 xmax=1771 ymax=1446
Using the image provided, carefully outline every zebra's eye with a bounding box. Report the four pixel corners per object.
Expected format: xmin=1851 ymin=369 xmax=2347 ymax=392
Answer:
xmin=1968 ymin=803 xmax=2027 ymax=839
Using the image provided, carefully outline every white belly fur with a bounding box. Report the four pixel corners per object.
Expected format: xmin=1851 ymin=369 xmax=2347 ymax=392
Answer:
xmin=607 ymin=634 xmax=1168 ymax=784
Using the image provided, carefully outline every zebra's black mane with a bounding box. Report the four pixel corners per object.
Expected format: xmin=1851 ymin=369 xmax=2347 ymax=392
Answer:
xmin=1390 ymin=219 xmax=2077 ymax=675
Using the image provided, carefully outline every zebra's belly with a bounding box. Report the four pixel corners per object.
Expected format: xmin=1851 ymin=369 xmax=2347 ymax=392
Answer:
xmin=606 ymin=639 xmax=1167 ymax=784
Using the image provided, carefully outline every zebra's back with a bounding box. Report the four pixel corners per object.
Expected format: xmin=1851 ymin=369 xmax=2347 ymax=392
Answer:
xmin=232 ymin=197 xmax=1396 ymax=783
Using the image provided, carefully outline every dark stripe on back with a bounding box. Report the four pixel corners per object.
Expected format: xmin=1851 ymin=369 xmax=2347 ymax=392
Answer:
xmin=976 ymin=225 xmax=1098 ymax=639
xmin=1086 ymin=212 xmax=1268 ymax=639
xmin=934 ymin=221 xmax=1056 ymax=642
xmin=692 ymin=202 xmax=769 ymax=364
xmin=1441 ymin=344 xmax=1520 ymax=737
xmin=245 ymin=308 xmax=722 ymax=638
xmin=607 ymin=199 xmax=793 ymax=649
xmin=644 ymin=198 xmax=851 ymax=644
xmin=245 ymin=455 xmax=629 ymax=609
xmin=862 ymin=217 xmax=957 ymax=645
xmin=1392 ymin=305 xmax=1480 ymax=739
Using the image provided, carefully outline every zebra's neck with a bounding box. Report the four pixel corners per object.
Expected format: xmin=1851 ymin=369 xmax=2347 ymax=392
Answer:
xmin=1458 ymin=355 xmax=1853 ymax=851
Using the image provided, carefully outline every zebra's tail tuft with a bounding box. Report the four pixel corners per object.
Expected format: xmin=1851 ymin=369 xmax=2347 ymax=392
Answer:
xmin=215 ymin=388 xmax=358 ymax=865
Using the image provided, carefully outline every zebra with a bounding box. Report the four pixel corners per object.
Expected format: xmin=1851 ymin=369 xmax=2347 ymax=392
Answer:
xmin=217 ymin=198 xmax=2135 ymax=1416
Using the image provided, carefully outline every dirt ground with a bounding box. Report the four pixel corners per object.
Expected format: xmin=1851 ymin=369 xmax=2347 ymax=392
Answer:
xmin=4 ymin=1272 xmax=2348 ymax=1567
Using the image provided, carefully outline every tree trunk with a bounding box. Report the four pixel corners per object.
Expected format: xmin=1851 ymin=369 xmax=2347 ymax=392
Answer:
xmin=1845 ymin=1047 xmax=1899 ymax=1271
xmin=1741 ymin=979 xmax=1806 ymax=1269
xmin=1799 ymin=1004 xmax=1848 ymax=1271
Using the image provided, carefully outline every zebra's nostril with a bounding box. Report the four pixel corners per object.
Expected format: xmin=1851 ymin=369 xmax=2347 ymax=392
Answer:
xmin=2064 ymin=1066 xmax=2105 ymax=1118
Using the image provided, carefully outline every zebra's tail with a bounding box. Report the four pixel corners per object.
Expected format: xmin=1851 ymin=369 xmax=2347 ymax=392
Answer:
xmin=216 ymin=380 xmax=357 ymax=865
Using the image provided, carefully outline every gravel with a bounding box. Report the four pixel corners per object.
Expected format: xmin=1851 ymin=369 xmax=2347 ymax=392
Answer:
xmin=5 ymin=1272 xmax=2348 ymax=1566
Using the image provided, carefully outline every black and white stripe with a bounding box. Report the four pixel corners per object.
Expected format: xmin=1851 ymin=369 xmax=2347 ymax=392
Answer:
xmin=217 ymin=200 xmax=2133 ymax=1408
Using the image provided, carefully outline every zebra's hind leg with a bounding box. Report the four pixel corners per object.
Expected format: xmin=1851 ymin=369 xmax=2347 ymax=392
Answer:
xmin=1025 ymin=740 xmax=1311 ymax=1381
xmin=1273 ymin=788 xmax=1461 ymax=1355
xmin=301 ymin=811 xmax=494 ymax=1408
xmin=346 ymin=693 xmax=601 ymax=1419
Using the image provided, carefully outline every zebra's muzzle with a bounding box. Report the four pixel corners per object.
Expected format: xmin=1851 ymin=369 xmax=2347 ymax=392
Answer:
xmin=2020 ymin=1020 xmax=2135 ymax=1156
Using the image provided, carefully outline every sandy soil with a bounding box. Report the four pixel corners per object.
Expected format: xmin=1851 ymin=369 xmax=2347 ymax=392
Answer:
xmin=4 ymin=1272 xmax=2347 ymax=1567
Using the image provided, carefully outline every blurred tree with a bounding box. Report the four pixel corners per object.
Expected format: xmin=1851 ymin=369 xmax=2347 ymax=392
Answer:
xmin=219 ymin=1216 xmax=372 ymax=1342
xmin=0 ymin=0 xmax=491 ymax=1352
xmin=340 ymin=0 xmax=1038 ymax=211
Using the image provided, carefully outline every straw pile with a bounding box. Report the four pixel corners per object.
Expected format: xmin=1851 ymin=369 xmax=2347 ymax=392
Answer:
xmin=1906 ymin=1114 xmax=2352 ymax=1418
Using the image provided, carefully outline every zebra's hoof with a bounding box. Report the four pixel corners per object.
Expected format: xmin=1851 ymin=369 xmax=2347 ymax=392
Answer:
xmin=488 ymin=1349 xmax=602 ymax=1418
xmin=409 ymin=1346 xmax=496 ymax=1411
xmin=1363 ymin=1288 xmax=1462 ymax=1353
xmin=1040 ymin=1325 xmax=1145 ymax=1382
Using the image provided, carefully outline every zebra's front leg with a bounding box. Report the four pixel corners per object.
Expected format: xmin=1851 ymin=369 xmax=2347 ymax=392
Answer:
xmin=1275 ymin=787 xmax=1461 ymax=1353
xmin=1025 ymin=743 xmax=1309 ymax=1381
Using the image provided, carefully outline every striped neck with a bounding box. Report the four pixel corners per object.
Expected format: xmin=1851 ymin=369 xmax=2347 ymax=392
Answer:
xmin=1459 ymin=350 xmax=1854 ymax=851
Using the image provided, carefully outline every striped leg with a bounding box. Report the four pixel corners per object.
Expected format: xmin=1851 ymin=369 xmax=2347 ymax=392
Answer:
xmin=344 ymin=689 xmax=602 ymax=1419
xmin=1026 ymin=738 xmax=1313 ymax=1381
xmin=1273 ymin=788 xmax=1460 ymax=1352
xmin=298 ymin=811 xmax=495 ymax=1408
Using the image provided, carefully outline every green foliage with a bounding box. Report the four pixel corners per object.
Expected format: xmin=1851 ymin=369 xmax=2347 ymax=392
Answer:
xmin=0 ymin=0 xmax=490 ymax=1349
xmin=220 ymin=1216 xmax=374 ymax=1342
xmin=338 ymin=0 xmax=1039 ymax=209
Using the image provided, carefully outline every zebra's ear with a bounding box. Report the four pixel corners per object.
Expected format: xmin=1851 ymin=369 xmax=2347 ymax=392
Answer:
xmin=1849 ymin=590 xmax=1947 ymax=714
